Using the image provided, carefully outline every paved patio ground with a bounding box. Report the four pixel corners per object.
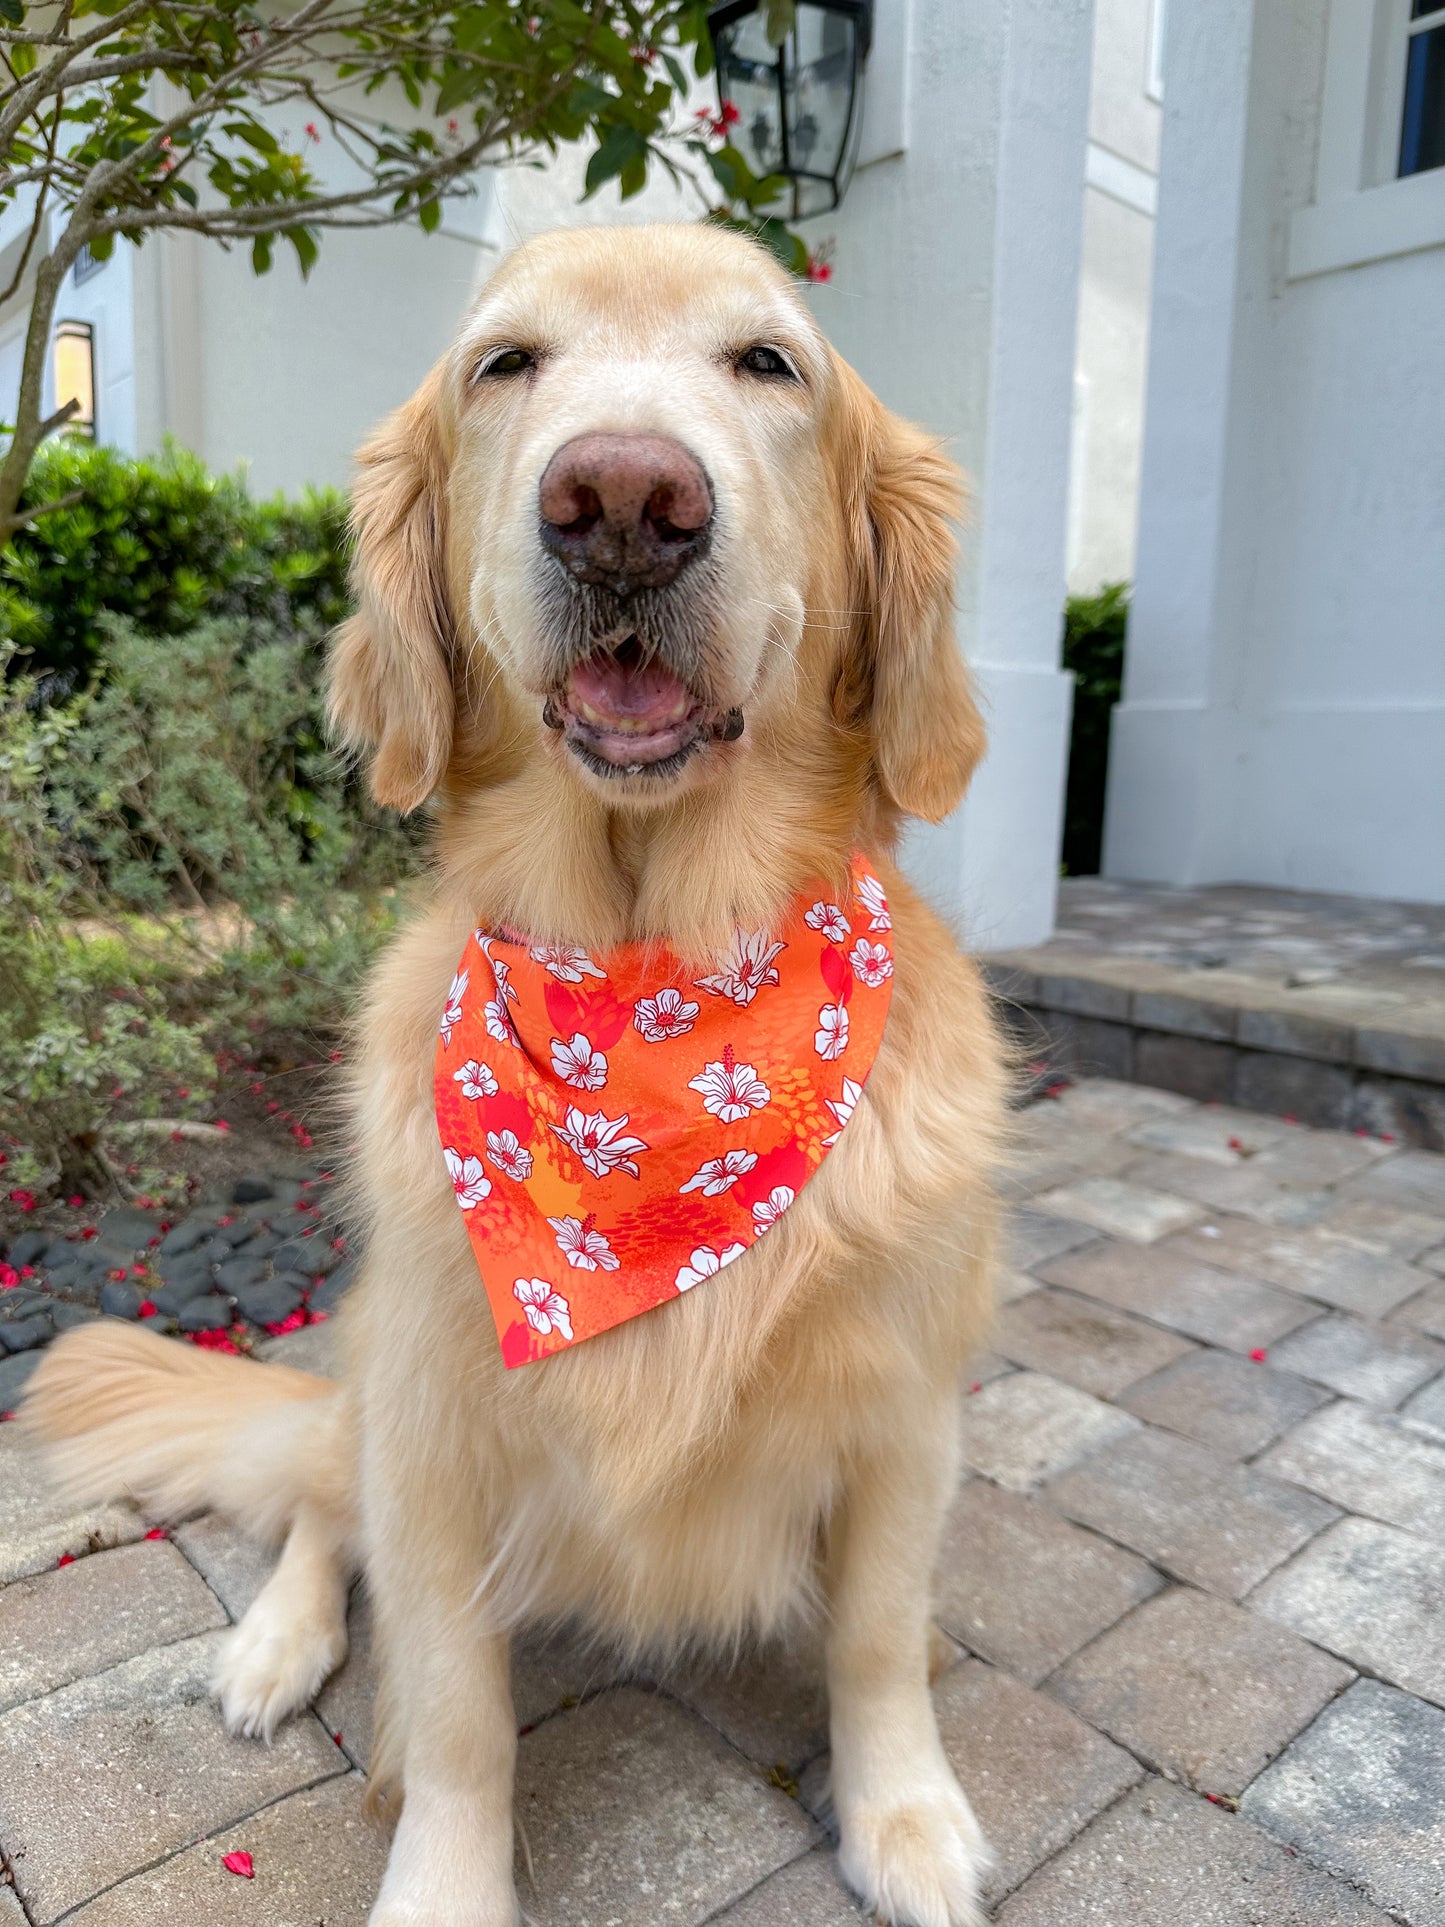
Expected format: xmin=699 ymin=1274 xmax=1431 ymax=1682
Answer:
xmin=2 ymin=1077 xmax=1444 ymax=1925
xmin=987 ymin=878 xmax=1445 ymax=1148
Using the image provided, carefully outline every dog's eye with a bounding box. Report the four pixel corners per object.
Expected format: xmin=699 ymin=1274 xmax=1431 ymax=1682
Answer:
xmin=735 ymin=344 xmax=798 ymax=382
xmin=476 ymin=347 xmax=535 ymax=380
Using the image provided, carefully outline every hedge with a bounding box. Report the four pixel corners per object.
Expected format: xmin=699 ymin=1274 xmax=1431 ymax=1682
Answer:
xmin=1060 ymin=581 xmax=1128 ymax=877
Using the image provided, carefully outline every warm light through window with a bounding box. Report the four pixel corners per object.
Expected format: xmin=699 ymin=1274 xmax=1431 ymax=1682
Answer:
xmin=53 ymin=319 xmax=96 ymax=437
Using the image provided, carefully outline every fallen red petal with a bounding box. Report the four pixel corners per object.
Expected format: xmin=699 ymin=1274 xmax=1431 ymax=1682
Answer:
xmin=138 ymin=1300 xmax=157 ymax=1318
xmin=221 ymin=1850 xmax=255 ymax=1879
xmin=144 ymin=1527 xmax=168 ymax=1540
xmin=1249 ymin=1347 xmax=1268 ymax=1363
xmin=0 ymin=1411 xmax=14 ymax=1424
xmin=56 ymin=1552 xmax=75 ymax=1568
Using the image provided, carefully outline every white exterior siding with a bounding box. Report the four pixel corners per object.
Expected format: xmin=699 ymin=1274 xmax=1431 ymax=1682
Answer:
xmin=1104 ymin=0 xmax=1445 ymax=904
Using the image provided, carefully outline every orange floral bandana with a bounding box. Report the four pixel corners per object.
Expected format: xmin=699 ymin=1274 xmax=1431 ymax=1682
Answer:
xmin=433 ymin=855 xmax=895 ymax=1367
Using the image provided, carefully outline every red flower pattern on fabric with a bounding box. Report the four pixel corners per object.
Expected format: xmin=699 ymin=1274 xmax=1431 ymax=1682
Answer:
xmin=434 ymin=855 xmax=893 ymax=1365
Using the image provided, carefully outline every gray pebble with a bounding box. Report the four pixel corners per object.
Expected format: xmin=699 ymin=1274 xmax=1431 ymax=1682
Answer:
xmin=158 ymin=1217 xmax=216 ymax=1258
xmin=0 ymin=1312 xmax=54 ymax=1353
xmin=50 ymin=1302 xmax=100 ymax=1332
xmin=234 ymin=1277 xmax=305 ymax=1326
xmin=100 ymin=1279 xmax=145 ymax=1321
xmin=0 ymin=1349 xmax=40 ymax=1406
xmin=179 ymin=1296 xmax=235 ymax=1333
xmin=5 ymin=1230 xmax=50 ymax=1268
xmin=270 ymin=1236 xmax=338 ymax=1276
xmin=232 ymin=1174 xmax=276 ymax=1205
xmin=309 ymin=1260 xmax=356 ymax=1314
xmin=215 ymin=1256 xmax=269 ymax=1293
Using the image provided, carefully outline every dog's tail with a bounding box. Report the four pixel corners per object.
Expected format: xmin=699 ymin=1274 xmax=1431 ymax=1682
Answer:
xmin=20 ymin=1321 xmax=353 ymax=1545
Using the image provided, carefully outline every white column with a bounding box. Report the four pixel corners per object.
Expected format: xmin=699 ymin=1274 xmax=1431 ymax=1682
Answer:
xmin=1101 ymin=0 xmax=1257 ymax=882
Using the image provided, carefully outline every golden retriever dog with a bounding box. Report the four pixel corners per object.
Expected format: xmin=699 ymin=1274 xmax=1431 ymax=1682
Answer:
xmin=25 ymin=223 xmax=1008 ymax=1927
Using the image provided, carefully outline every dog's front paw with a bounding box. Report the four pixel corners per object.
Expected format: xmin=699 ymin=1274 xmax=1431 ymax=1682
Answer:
xmin=836 ymin=1763 xmax=991 ymax=1927
xmin=213 ymin=1594 xmax=346 ymax=1742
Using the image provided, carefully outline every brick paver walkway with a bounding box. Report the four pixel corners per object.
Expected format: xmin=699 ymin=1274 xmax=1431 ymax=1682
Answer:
xmin=2 ymin=1079 xmax=1443 ymax=1924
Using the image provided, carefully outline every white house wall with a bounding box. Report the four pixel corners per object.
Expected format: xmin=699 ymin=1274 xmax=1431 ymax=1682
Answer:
xmin=1106 ymin=0 xmax=1445 ymax=904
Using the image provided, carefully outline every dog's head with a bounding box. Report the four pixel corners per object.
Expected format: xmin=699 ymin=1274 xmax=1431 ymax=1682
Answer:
xmin=329 ymin=223 xmax=983 ymax=831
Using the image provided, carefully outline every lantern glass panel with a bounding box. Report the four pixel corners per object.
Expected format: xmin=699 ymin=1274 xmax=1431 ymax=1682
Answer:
xmin=712 ymin=3 xmax=866 ymax=220
xmin=53 ymin=320 xmax=96 ymax=438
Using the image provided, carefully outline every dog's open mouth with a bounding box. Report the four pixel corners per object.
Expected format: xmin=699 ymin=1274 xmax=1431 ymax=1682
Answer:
xmin=546 ymin=637 xmax=743 ymax=779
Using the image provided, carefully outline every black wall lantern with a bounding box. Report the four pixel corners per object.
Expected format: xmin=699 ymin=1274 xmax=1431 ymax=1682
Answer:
xmin=707 ymin=0 xmax=874 ymax=220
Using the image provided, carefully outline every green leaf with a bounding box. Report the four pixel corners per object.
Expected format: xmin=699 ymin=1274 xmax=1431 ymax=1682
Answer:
xmin=250 ymin=234 xmax=272 ymax=275
xmin=583 ymin=121 xmax=646 ymax=199
xmin=0 ymin=0 xmax=23 ymax=24
xmin=287 ymin=225 xmax=319 ymax=276
xmin=10 ymin=38 xmax=36 ymax=75
xmin=417 ymin=195 xmax=441 ymax=233
xmin=763 ymin=0 xmax=796 ymax=46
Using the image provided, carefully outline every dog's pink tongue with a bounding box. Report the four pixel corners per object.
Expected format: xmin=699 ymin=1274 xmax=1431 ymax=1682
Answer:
xmin=568 ymin=650 xmax=691 ymax=730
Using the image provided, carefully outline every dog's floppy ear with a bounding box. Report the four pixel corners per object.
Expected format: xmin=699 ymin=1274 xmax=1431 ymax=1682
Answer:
xmin=832 ymin=358 xmax=986 ymax=823
xmin=328 ymin=367 xmax=455 ymax=812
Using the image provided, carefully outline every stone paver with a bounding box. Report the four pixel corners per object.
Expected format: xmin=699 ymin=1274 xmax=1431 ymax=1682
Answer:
xmin=1404 ymin=1371 xmax=1445 ymax=1431
xmin=1119 ymin=1348 xmax=1330 ymax=1458
xmin=1120 ymin=1148 xmax=1334 ymax=1226
xmin=1046 ymin=1425 xmax=1338 ymax=1599
xmin=1259 ymin=1398 xmax=1445 ymax=1538
xmin=675 ymin=1637 xmax=831 ymax=1775
xmin=711 ymin=1851 xmax=864 ymax=1924
xmin=0 ymin=1634 xmax=342 ymax=1923
xmin=998 ymin=1775 xmax=1398 ymax=1925
xmin=1051 ymin=1585 xmax=1352 ymax=1796
xmin=1252 ymin=1515 xmax=1445 ymax=1707
xmin=1168 ymin=1220 xmax=1429 ymax=1317
xmin=1344 ymin=1149 xmax=1445 ymax=1217
xmin=1038 ymin=1239 xmax=1316 ymax=1351
xmin=936 ymin=1482 xmax=1162 ymax=1685
xmin=0 ymin=1887 xmax=23 ymax=1926
xmin=60 ymin=1774 xmax=385 ymax=1926
xmin=1394 ymin=1279 xmax=1445 ymax=1338
xmin=1243 ymin=1679 xmax=1445 ymax=1926
xmin=934 ymin=1661 xmax=1141 ymax=1904
xmin=1030 ymin=1176 xmax=1203 ymax=1244
xmin=1317 ymin=1194 xmax=1445 ymax=1259
xmin=1007 ymin=1207 xmax=1100 ymax=1271
xmin=170 ymin=1515 xmax=275 ymax=1620
xmin=0 ymin=1431 xmax=146 ymax=1584
xmin=993 ymin=1288 xmax=1195 ymax=1399
xmin=1268 ymin=1312 xmax=1445 ymax=1406
xmin=1126 ymin=1108 xmax=1295 ymax=1165
xmin=513 ymin=1688 xmax=815 ymax=1925
xmin=0 ymin=1540 xmax=225 ymax=1714
xmin=955 ymin=1371 xmax=1137 ymax=1491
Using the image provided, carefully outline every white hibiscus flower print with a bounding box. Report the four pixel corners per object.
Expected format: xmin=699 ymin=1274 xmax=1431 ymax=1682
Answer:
xmin=688 ymin=1044 xmax=771 ymax=1124
xmin=513 ymin=1277 xmax=573 ymax=1342
xmin=550 ymin=1032 xmax=608 ymax=1091
xmin=486 ymin=1130 xmax=533 ymax=1181
xmin=822 ymin=1075 xmax=864 ymax=1147
xmin=485 ymin=999 xmax=518 ymax=1046
xmin=529 ymin=943 xmax=606 ymax=983
xmin=633 ymin=986 xmax=700 ymax=1043
xmin=679 ymin=1148 xmax=759 ymax=1197
xmin=804 ymin=901 xmax=851 ymax=944
xmin=550 ymin=1107 xmax=649 ymax=1179
xmin=454 ymin=1059 xmax=498 ymax=1100
xmin=546 ymin=1212 xmax=621 ymax=1272
xmin=855 ymin=872 xmax=891 ymax=932
xmin=444 ymin=1145 xmax=491 ymax=1209
xmin=814 ymin=1002 xmax=849 ymax=1061
xmin=752 ymin=1185 xmax=795 ymax=1234
xmin=848 ymin=938 xmax=894 ymax=988
xmin=695 ymin=928 xmax=786 ymax=1007
xmin=439 ymin=969 xmax=468 ymax=1045
xmin=675 ymin=1242 xmax=749 ymax=1291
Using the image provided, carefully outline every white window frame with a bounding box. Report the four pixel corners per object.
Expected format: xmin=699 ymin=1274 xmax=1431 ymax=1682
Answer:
xmin=1146 ymin=0 xmax=1167 ymax=104
xmin=1289 ymin=0 xmax=1445 ymax=279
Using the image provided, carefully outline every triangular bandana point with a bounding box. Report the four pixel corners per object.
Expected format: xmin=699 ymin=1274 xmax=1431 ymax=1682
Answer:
xmin=435 ymin=855 xmax=894 ymax=1365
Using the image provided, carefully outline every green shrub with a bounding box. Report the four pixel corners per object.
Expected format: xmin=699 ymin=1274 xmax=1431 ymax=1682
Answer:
xmin=1 ymin=440 xmax=350 ymax=688
xmin=0 ymin=623 xmax=416 ymax=1201
xmin=1060 ymin=582 xmax=1129 ymax=877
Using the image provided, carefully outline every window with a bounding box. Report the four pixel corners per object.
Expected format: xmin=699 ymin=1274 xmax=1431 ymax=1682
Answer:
xmin=1399 ymin=1 xmax=1445 ymax=175
xmin=1289 ymin=0 xmax=1445 ymax=278
xmin=52 ymin=319 xmax=95 ymax=438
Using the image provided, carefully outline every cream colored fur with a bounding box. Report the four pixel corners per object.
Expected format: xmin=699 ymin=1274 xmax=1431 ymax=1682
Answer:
xmin=24 ymin=224 xmax=1008 ymax=1927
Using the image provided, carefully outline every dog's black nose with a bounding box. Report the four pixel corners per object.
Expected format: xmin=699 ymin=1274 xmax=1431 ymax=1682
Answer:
xmin=538 ymin=432 xmax=713 ymax=596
